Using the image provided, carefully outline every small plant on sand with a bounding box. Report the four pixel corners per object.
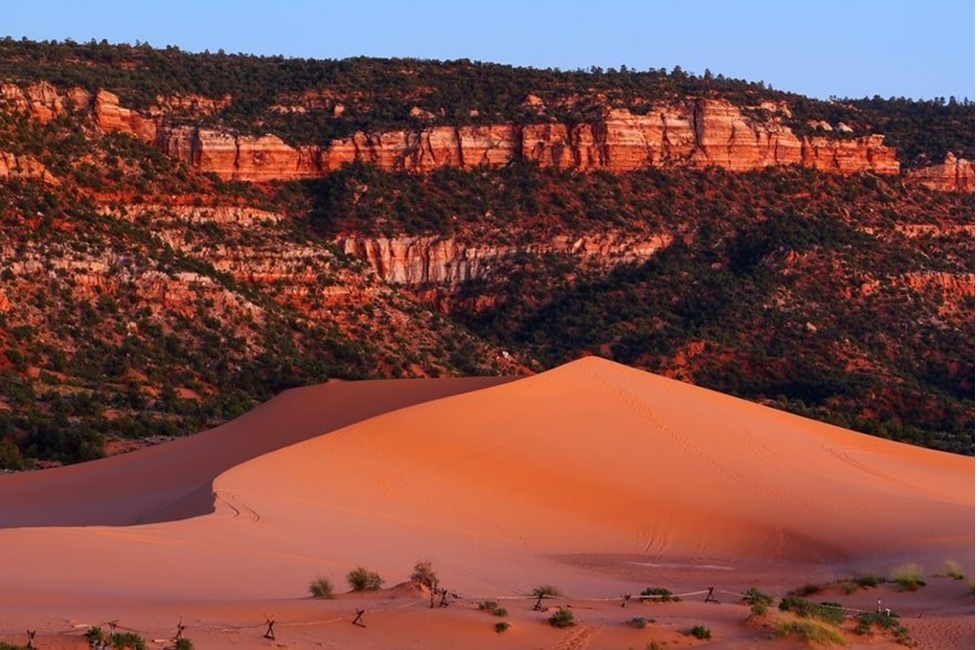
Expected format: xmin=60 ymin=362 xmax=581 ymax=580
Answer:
xmin=688 ymin=624 xmax=712 ymax=640
xmin=774 ymin=618 xmax=845 ymax=646
xmin=890 ymin=563 xmax=926 ymax=591
xmin=646 ymin=642 xmax=663 ymax=650
xmin=639 ymin=587 xmax=679 ymax=603
xmin=173 ymin=639 xmax=194 ymax=650
xmin=548 ymin=607 xmax=576 ymax=628
xmin=853 ymin=573 xmax=886 ymax=588
xmin=410 ymin=560 xmax=439 ymax=591
xmin=110 ymin=632 xmax=147 ymax=650
xmin=778 ymin=597 xmax=846 ymax=625
xmin=742 ymin=587 xmax=774 ymax=606
xmin=628 ymin=616 xmax=648 ymax=629
xmin=941 ymin=559 xmax=965 ymax=580
xmin=478 ymin=601 xmax=508 ymax=617
xmin=0 ymin=643 xmax=29 ymax=650
xmin=347 ymin=566 xmax=384 ymax=591
xmin=309 ymin=575 xmax=336 ymax=599
xmin=856 ymin=611 xmax=912 ymax=646
xmin=494 ymin=621 xmax=511 ymax=634
xmin=533 ymin=584 xmax=562 ymax=598
xmin=750 ymin=602 xmax=769 ymax=616
xmin=86 ymin=626 xmax=107 ymax=646
xmin=789 ymin=582 xmax=823 ymax=597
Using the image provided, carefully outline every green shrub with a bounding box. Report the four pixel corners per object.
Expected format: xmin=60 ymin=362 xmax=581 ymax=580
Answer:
xmin=347 ymin=566 xmax=384 ymax=591
xmin=410 ymin=561 xmax=439 ymax=591
xmin=478 ymin=601 xmax=508 ymax=617
xmin=853 ymin=573 xmax=886 ymax=588
xmin=548 ymin=607 xmax=575 ymax=628
xmin=774 ymin=618 xmax=845 ymax=646
xmin=110 ymin=632 xmax=146 ymax=650
xmin=86 ymin=626 xmax=107 ymax=645
xmin=629 ymin=616 xmax=648 ymax=629
xmin=309 ymin=575 xmax=335 ymax=599
xmin=890 ymin=563 xmax=926 ymax=591
xmin=790 ymin=583 xmax=823 ymax=597
xmin=533 ymin=584 xmax=562 ymax=598
xmin=0 ymin=643 xmax=28 ymax=650
xmin=688 ymin=624 xmax=712 ymax=640
xmin=742 ymin=587 xmax=774 ymax=606
xmin=941 ymin=560 xmax=964 ymax=580
xmin=173 ymin=639 xmax=194 ymax=650
xmin=856 ymin=611 xmax=912 ymax=646
xmin=494 ymin=621 xmax=510 ymax=634
xmin=750 ymin=602 xmax=769 ymax=616
xmin=778 ymin=597 xmax=846 ymax=624
xmin=639 ymin=586 xmax=679 ymax=603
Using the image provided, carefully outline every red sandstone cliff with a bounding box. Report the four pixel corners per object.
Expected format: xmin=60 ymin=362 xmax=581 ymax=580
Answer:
xmin=908 ymin=153 xmax=976 ymax=192
xmin=2 ymin=82 xmax=968 ymax=189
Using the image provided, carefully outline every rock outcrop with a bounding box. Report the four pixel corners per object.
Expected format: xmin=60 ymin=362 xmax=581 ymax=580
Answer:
xmin=339 ymin=233 xmax=673 ymax=286
xmin=908 ymin=153 xmax=976 ymax=192
xmin=6 ymin=82 xmax=970 ymax=188
xmin=0 ymin=151 xmax=58 ymax=184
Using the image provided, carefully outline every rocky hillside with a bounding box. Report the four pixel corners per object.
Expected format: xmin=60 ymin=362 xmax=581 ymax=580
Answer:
xmin=0 ymin=40 xmax=973 ymax=467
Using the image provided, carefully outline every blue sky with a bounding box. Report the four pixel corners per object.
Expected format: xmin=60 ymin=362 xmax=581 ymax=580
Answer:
xmin=4 ymin=0 xmax=975 ymax=101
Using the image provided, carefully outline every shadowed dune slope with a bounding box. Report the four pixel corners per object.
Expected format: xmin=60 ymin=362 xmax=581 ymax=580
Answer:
xmin=0 ymin=376 xmax=513 ymax=528
xmin=219 ymin=356 xmax=974 ymax=564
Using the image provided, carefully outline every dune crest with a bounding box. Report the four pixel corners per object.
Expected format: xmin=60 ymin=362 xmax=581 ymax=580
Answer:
xmin=217 ymin=356 xmax=973 ymax=565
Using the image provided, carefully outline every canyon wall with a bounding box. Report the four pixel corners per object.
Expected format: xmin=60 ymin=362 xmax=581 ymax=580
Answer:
xmin=3 ymin=82 xmax=973 ymax=191
xmin=908 ymin=153 xmax=976 ymax=193
xmin=338 ymin=233 xmax=673 ymax=286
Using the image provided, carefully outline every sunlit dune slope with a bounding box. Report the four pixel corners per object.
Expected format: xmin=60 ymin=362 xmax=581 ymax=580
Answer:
xmin=219 ymin=356 xmax=973 ymax=564
xmin=0 ymin=376 xmax=512 ymax=528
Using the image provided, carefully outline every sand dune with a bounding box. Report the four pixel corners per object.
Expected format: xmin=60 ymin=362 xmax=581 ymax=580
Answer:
xmin=217 ymin=356 xmax=972 ymax=567
xmin=0 ymin=376 xmax=511 ymax=527
xmin=0 ymin=357 xmax=972 ymax=648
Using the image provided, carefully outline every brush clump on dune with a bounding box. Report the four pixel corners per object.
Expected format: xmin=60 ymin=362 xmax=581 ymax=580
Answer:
xmin=941 ymin=559 xmax=965 ymax=580
xmin=548 ymin=607 xmax=575 ymax=628
xmin=309 ymin=575 xmax=336 ymax=599
xmin=890 ymin=563 xmax=926 ymax=591
xmin=774 ymin=617 xmax=845 ymax=646
xmin=347 ymin=566 xmax=384 ymax=591
xmin=410 ymin=560 xmax=439 ymax=591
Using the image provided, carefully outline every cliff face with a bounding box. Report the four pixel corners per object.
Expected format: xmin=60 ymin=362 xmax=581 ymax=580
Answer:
xmin=339 ymin=233 xmax=673 ymax=286
xmin=909 ymin=153 xmax=976 ymax=192
xmin=0 ymin=151 xmax=57 ymax=183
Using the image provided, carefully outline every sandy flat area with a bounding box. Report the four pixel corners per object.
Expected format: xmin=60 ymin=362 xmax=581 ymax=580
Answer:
xmin=0 ymin=357 xmax=972 ymax=648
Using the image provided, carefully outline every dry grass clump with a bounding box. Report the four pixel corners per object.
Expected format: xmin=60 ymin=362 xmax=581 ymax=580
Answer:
xmin=639 ymin=586 xmax=679 ymax=603
xmin=347 ymin=566 xmax=384 ymax=591
xmin=890 ymin=563 xmax=926 ymax=591
xmin=548 ymin=607 xmax=575 ymax=628
xmin=478 ymin=600 xmax=508 ymax=617
xmin=856 ymin=611 xmax=913 ymax=646
xmin=774 ymin=617 xmax=846 ymax=646
xmin=410 ymin=560 xmax=439 ymax=590
xmin=532 ymin=584 xmax=562 ymax=598
xmin=494 ymin=621 xmax=511 ymax=633
xmin=309 ymin=575 xmax=335 ymax=599
xmin=941 ymin=559 xmax=965 ymax=580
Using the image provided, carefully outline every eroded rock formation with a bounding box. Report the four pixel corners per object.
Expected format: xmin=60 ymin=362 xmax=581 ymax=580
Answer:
xmin=909 ymin=153 xmax=976 ymax=192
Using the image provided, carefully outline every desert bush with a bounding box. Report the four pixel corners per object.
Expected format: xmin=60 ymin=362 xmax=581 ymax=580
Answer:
xmin=478 ymin=601 xmax=508 ymax=617
xmin=778 ymin=597 xmax=846 ymax=625
xmin=688 ymin=624 xmax=712 ymax=640
xmin=347 ymin=566 xmax=384 ymax=591
xmin=410 ymin=560 xmax=439 ymax=591
xmin=110 ymin=632 xmax=146 ymax=650
xmin=890 ymin=563 xmax=926 ymax=591
xmin=742 ymin=587 xmax=774 ymax=606
xmin=494 ymin=621 xmax=510 ymax=634
xmin=548 ymin=607 xmax=575 ymax=628
xmin=629 ymin=616 xmax=648 ymax=629
xmin=750 ymin=602 xmax=769 ymax=616
xmin=173 ymin=640 xmax=194 ymax=650
xmin=533 ymin=584 xmax=562 ymax=598
xmin=941 ymin=559 xmax=964 ymax=580
xmin=774 ymin=618 xmax=845 ymax=646
xmin=856 ymin=611 xmax=912 ymax=646
xmin=639 ymin=586 xmax=679 ymax=603
xmin=789 ymin=582 xmax=823 ymax=597
xmin=0 ymin=643 xmax=28 ymax=650
xmin=309 ymin=575 xmax=335 ymax=599
xmin=86 ymin=626 xmax=107 ymax=645
xmin=853 ymin=573 xmax=886 ymax=588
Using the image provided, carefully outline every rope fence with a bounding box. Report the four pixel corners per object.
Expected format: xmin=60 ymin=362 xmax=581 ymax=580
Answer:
xmin=0 ymin=582 xmax=905 ymax=646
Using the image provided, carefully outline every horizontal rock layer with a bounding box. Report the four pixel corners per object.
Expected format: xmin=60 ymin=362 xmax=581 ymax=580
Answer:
xmin=908 ymin=153 xmax=976 ymax=192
